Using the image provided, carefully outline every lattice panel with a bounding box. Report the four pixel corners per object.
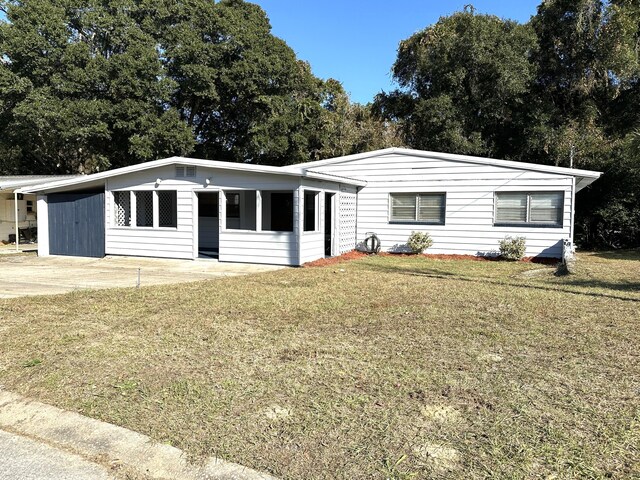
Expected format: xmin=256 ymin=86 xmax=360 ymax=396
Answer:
xmin=339 ymin=191 xmax=357 ymax=253
xmin=158 ymin=191 xmax=176 ymax=227
xmin=113 ymin=191 xmax=130 ymax=226
xmin=136 ymin=191 xmax=153 ymax=227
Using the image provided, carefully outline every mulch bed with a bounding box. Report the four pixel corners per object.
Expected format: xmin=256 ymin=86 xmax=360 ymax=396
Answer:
xmin=303 ymin=250 xmax=559 ymax=267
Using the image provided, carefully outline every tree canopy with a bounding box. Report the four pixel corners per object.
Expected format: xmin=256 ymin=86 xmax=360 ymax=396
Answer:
xmin=0 ymin=0 xmax=394 ymax=173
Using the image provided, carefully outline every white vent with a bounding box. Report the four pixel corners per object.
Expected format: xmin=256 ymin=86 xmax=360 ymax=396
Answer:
xmin=186 ymin=166 xmax=196 ymax=177
xmin=175 ymin=166 xmax=185 ymax=177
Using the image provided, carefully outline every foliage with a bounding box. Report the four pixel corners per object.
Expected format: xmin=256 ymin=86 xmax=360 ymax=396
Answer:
xmin=374 ymin=8 xmax=536 ymax=159
xmin=499 ymin=236 xmax=527 ymax=261
xmin=0 ymin=0 xmax=391 ymax=173
xmin=407 ymin=231 xmax=433 ymax=254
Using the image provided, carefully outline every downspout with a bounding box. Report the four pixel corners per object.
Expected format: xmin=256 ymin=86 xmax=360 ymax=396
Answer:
xmin=14 ymin=191 xmax=19 ymax=252
xmin=570 ymin=177 xmax=576 ymax=244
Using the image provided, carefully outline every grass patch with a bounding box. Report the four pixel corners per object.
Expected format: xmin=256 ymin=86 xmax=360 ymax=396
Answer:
xmin=0 ymin=251 xmax=639 ymax=479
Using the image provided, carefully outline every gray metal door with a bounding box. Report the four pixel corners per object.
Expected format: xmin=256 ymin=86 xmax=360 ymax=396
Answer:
xmin=48 ymin=193 xmax=105 ymax=257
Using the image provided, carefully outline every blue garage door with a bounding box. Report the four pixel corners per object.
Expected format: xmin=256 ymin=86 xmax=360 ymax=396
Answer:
xmin=48 ymin=193 xmax=105 ymax=258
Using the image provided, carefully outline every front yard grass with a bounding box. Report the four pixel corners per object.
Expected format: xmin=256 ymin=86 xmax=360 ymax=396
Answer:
xmin=0 ymin=251 xmax=638 ymax=479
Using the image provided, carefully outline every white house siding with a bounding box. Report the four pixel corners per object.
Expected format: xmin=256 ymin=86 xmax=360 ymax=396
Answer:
xmin=309 ymin=153 xmax=574 ymax=258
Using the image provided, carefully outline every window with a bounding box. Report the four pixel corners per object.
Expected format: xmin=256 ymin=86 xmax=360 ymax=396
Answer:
xmin=304 ymin=191 xmax=318 ymax=232
xmin=225 ymin=191 xmax=256 ymax=230
xmin=158 ymin=191 xmax=177 ymax=228
xmin=114 ymin=191 xmax=131 ymax=226
xmin=135 ymin=191 xmax=153 ymax=227
xmin=226 ymin=192 xmax=240 ymax=218
xmin=390 ymin=193 xmax=445 ymax=224
xmin=495 ymin=191 xmax=563 ymax=227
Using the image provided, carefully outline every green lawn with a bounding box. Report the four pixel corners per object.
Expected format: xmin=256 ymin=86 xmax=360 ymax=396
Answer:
xmin=1 ymin=251 xmax=638 ymax=479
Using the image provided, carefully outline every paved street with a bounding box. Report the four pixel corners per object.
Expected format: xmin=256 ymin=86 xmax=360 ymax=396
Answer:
xmin=0 ymin=429 xmax=112 ymax=480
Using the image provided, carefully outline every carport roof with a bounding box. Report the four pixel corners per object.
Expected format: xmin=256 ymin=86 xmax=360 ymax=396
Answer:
xmin=0 ymin=175 xmax=78 ymax=192
xmin=17 ymin=157 xmax=366 ymax=194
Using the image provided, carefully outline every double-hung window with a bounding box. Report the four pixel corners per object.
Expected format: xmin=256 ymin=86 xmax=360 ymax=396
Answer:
xmin=390 ymin=193 xmax=446 ymax=224
xmin=495 ymin=191 xmax=564 ymax=227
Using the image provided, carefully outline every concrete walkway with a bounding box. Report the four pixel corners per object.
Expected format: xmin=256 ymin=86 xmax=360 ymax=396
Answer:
xmin=0 ymin=390 xmax=276 ymax=480
xmin=0 ymin=254 xmax=284 ymax=299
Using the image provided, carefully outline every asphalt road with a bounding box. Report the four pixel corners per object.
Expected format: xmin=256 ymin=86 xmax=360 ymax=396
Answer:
xmin=0 ymin=429 xmax=112 ymax=480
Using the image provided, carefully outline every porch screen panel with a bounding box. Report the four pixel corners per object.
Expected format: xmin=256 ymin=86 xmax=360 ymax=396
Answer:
xmin=135 ymin=191 xmax=153 ymax=227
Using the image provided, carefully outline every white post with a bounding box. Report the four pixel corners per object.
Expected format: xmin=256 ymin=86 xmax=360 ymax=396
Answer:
xmin=37 ymin=195 xmax=49 ymax=256
xmin=256 ymin=190 xmax=262 ymax=232
xmin=14 ymin=191 xmax=19 ymax=252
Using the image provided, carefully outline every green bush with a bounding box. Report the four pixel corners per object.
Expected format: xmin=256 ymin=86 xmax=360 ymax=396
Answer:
xmin=499 ymin=236 xmax=526 ymax=260
xmin=407 ymin=231 xmax=433 ymax=254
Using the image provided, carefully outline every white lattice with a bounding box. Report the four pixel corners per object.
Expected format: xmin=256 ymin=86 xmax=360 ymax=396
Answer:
xmin=339 ymin=190 xmax=357 ymax=253
xmin=114 ymin=191 xmax=130 ymax=226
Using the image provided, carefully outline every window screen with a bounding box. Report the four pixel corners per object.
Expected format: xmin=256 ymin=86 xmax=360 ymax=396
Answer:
xmin=304 ymin=191 xmax=318 ymax=232
xmin=135 ymin=191 xmax=153 ymax=227
xmin=158 ymin=191 xmax=177 ymax=228
xmin=390 ymin=193 xmax=445 ymax=224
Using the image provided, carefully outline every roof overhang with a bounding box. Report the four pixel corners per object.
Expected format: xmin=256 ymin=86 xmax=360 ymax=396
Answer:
xmin=288 ymin=147 xmax=602 ymax=191
xmin=17 ymin=157 xmax=365 ymax=194
xmin=0 ymin=176 xmax=78 ymax=193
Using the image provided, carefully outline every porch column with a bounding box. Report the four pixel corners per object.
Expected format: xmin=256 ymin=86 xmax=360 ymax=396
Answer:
xmin=256 ymin=190 xmax=262 ymax=232
xmin=14 ymin=191 xmax=19 ymax=252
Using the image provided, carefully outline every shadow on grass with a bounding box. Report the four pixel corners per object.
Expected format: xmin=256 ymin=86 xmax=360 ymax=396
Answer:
xmin=589 ymin=249 xmax=640 ymax=261
xmin=367 ymin=263 xmax=640 ymax=303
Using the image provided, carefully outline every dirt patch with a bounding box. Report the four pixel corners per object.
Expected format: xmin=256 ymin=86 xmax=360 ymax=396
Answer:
xmin=420 ymin=405 xmax=461 ymax=423
xmin=413 ymin=443 xmax=460 ymax=472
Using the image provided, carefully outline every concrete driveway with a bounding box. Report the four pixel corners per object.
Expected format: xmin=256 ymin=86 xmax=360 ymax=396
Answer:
xmin=0 ymin=254 xmax=284 ymax=299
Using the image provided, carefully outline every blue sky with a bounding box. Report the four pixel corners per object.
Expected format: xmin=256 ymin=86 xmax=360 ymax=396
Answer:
xmin=253 ymin=0 xmax=541 ymax=103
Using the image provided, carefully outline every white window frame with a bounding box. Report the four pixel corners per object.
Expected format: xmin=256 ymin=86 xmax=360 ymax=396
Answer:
xmin=388 ymin=192 xmax=446 ymax=225
xmin=303 ymin=189 xmax=320 ymax=233
xmin=494 ymin=191 xmax=564 ymax=228
xmin=111 ymin=190 xmax=179 ymax=230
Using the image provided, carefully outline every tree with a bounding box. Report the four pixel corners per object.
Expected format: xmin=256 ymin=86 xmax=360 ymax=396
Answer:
xmin=374 ymin=8 xmax=537 ymax=160
xmin=0 ymin=0 xmax=194 ymax=174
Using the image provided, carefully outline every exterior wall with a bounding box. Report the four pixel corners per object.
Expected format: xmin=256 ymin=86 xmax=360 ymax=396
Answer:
xmin=298 ymin=179 xmax=347 ymax=264
xmin=104 ymin=165 xmax=346 ymax=265
xmin=309 ymin=153 xmax=574 ymax=258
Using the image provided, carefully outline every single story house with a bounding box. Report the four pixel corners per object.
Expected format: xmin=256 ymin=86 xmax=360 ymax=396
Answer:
xmin=19 ymin=148 xmax=601 ymax=265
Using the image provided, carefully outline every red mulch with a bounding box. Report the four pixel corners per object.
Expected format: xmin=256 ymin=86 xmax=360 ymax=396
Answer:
xmin=303 ymin=251 xmax=367 ymax=267
xmin=303 ymin=250 xmax=559 ymax=267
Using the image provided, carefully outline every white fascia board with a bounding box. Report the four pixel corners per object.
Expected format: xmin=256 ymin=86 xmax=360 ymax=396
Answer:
xmin=287 ymin=147 xmax=603 ymax=180
xmin=17 ymin=156 xmax=364 ymax=193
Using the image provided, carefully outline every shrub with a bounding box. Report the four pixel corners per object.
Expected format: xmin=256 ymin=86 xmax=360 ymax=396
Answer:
xmin=499 ymin=236 xmax=526 ymax=261
xmin=407 ymin=231 xmax=433 ymax=254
